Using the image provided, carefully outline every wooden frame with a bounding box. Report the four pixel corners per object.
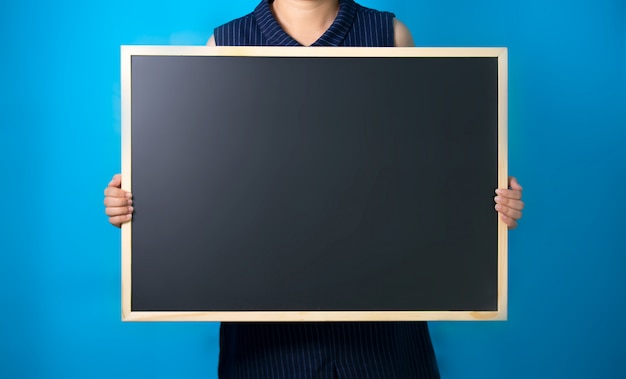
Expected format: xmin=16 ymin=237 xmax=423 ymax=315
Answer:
xmin=121 ymin=46 xmax=508 ymax=322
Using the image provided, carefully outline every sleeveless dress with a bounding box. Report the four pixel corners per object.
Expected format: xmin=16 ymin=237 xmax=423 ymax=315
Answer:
xmin=214 ymin=1 xmax=440 ymax=378
xmin=214 ymin=0 xmax=394 ymax=47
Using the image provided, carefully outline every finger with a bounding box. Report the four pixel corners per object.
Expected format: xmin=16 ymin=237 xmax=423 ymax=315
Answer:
xmin=495 ymin=203 xmax=522 ymax=221
xmin=500 ymin=214 xmax=518 ymax=230
xmin=105 ymin=206 xmax=134 ymax=217
xmin=495 ymin=188 xmax=522 ymax=200
xmin=104 ymin=186 xmax=132 ymax=199
xmin=494 ymin=196 xmax=524 ymax=211
xmin=508 ymin=176 xmax=523 ymax=191
xmin=109 ymin=214 xmax=132 ymax=228
xmin=109 ymin=173 xmax=122 ymax=187
xmin=495 ymin=177 xmax=523 ymax=199
xmin=104 ymin=196 xmax=133 ymax=207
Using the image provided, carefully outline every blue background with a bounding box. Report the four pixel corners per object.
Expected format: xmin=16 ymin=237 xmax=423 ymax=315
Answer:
xmin=1 ymin=0 xmax=624 ymax=378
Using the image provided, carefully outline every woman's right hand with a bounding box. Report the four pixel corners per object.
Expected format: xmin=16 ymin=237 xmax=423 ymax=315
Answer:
xmin=104 ymin=174 xmax=133 ymax=227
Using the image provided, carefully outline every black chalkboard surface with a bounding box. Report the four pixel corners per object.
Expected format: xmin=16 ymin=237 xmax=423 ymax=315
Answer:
xmin=120 ymin=46 xmax=508 ymax=322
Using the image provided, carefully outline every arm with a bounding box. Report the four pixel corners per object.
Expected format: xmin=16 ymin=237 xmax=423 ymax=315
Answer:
xmin=394 ymin=19 xmax=415 ymax=47
xmin=391 ymin=21 xmax=524 ymax=229
xmin=108 ymin=36 xmax=216 ymax=227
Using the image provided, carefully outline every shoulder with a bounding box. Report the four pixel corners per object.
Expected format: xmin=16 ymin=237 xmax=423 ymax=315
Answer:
xmin=352 ymin=2 xmax=414 ymax=47
xmin=214 ymin=11 xmax=257 ymax=32
xmin=352 ymin=1 xmax=395 ymax=18
xmin=212 ymin=11 xmax=259 ymax=46
xmin=393 ymin=19 xmax=415 ymax=47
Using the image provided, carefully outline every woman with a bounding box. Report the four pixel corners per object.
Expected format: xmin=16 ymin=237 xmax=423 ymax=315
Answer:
xmin=104 ymin=1 xmax=524 ymax=377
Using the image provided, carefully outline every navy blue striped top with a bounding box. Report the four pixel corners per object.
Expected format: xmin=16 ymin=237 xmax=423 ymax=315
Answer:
xmin=219 ymin=321 xmax=439 ymax=378
xmin=214 ymin=0 xmax=395 ymax=47
xmin=215 ymin=1 xmax=440 ymax=378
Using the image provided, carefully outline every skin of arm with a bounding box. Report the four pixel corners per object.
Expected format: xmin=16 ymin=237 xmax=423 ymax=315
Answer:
xmin=389 ymin=20 xmax=525 ymax=229
xmin=106 ymin=15 xmax=522 ymax=228
xmin=393 ymin=19 xmax=415 ymax=47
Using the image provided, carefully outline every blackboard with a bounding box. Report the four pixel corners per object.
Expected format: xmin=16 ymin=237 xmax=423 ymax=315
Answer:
xmin=120 ymin=46 xmax=508 ymax=322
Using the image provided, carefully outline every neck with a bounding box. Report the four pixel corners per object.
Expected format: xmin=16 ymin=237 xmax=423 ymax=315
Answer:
xmin=271 ymin=0 xmax=340 ymax=45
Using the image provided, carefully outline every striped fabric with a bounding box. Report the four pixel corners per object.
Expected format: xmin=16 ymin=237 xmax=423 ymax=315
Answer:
xmin=219 ymin=322 xmax=440 ymax=378
xmin=214 ymin=0 xmax=395 ymax=47
xmin=215 ymin=1 xmax=440 ymax=378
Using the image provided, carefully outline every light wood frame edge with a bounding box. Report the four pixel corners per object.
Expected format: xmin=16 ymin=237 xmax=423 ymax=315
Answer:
xmin=121 ymin=46 xmax=133 ymax=320
xmin=498 ymin=48 xmax=509 ymax=321
xmin=120 ymin=46 xmax=509 ymax=322
xmin=123 ymin=311 xmax=504 ymax=322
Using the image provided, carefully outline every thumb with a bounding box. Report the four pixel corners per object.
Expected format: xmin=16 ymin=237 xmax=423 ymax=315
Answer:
xmin=508 ymin=176 xmax=523 ymax=191
xmin=109 ymin=173 xmax=122 ymax=188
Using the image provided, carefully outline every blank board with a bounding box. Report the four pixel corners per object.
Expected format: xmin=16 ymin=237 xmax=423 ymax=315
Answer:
xmin=120 ymin=46 xmax=508 ymax=322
